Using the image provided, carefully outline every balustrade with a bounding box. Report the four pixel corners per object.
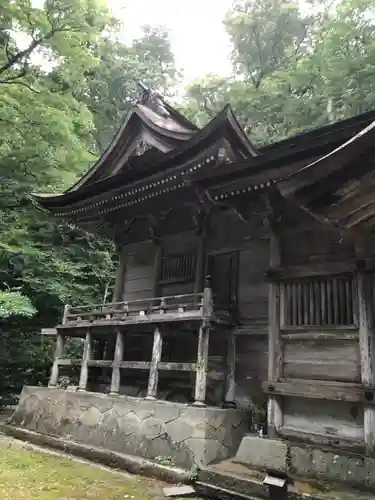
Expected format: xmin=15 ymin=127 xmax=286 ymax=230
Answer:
xmin=47 ymin=284 xmax=233 ymax=406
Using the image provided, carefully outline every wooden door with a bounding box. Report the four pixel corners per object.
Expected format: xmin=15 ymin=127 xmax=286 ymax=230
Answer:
xmin=208 ymin=251 xmax=239 ymax=313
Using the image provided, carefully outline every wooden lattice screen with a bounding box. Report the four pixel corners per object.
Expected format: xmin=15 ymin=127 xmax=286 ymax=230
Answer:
xmin=281 ymin=275 xmax=355 ymax=327
xmin=159 ymin=253 xmax=196 ymax=284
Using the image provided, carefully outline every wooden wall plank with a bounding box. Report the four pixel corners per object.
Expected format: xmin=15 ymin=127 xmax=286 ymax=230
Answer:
xmin=283 ymin=396 xmax=364 ymax=442
xmin=283 ymin=337 xmax=361 ymax=382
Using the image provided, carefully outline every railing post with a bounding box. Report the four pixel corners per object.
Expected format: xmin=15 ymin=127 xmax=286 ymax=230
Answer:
xmin=202 ymin=275 xmax=213 ymax=318
xmin=62 ymin=304 xmax=71 ymax=324
xmin=223 ymin=329 xmax=237 ymax=408
xmin=146 ymin=326 xmax=163 ymax=400
xmin=78 ymin=329 xmax=92 ymax=391
xmin=110 ymin=329 xmax=124 ymax=396
xmin=49 ymin=333 xmax=65 ymax=388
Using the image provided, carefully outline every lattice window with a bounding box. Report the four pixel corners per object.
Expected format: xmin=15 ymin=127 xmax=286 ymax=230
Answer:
xmin=159 ymin=253 xmax=196 ymax=284
xmin=281 ymin=275 xmax=355 ymax=327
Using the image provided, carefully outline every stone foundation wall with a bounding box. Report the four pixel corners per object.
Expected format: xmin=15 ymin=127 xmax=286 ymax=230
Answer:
xmin=234 ymin=435 xmax=375 ymax=490
xmin=11 ymin=386 xmax=249 ymax=468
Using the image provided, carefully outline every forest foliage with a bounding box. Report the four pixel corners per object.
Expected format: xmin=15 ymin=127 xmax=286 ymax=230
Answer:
xmin=1 ymin=0 xmax=375 ymax=400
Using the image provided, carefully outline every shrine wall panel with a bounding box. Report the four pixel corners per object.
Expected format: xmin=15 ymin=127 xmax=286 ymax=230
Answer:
xmin=282 ymin=210 xmax=355 ymax=267
xmin=123 ymin=241 xmax=156 ymax=301
xmin=283 ymin=335 xmax=360 ymax=383
xmin=282 ymin=396 xmax=364 ymax=444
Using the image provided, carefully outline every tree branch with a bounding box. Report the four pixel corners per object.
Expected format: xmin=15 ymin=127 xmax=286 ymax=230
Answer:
xmin=0 ymin=80 xmax=40 ymax=93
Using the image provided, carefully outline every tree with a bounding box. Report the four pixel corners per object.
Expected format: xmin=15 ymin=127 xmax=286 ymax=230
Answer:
xmin=183 ymin=0 xmax=375 ymax=144
xmin=0 ymin=0 xmax=116 ymax=403
xmin=84 ymin=25 xmax=178 ymax=151
xmin=224 ymin=0 xmax=310 ymax=88
xmin=0 ymin=0 xmax=112 ymax=87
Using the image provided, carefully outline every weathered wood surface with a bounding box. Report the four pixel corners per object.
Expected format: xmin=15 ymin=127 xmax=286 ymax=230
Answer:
xmin=283 ymin=336 xmax=360 ymax=382
xmin=56 ymin=358 xmax=82 ymax=366
xmin=357 ymin=270 xmax=375 ymax=455
xmin=235 ymin=334 xmax=268 ymax=408
xmin=238 ymin=241 xmax=269 ymax=328
xmin=110 ymin=329 xmax=124 ymax=395
xmin=146 ymin=326 xmax=163 ymax=399
xmin=282 ymin=212 xmax=355 ymax=267
xmin=282 ymin=396 xmax=364 ymax=442
xmin=264 ymin=378 xmax=364 ymax=403
xmin=78 ymin=330 xmax=92 ymax=391
xmin=62 ymin=293 xmax=210 ymax=328
xmin=280 ymin=275 xmax=355 ymax=327
xmin=195 ymin=230 xmax=207 ymax=293
xmin=224 ymin=329 xmax=236 ymax=404
xmin=267 ymin=222 xmax=283 ymax=436
xmin=279 ymin=427 xmax=364 ymax=451
xmin=123 ymin=242 xmax=155 ymax=301
xmin=152 ymin=242 xmax=163 ymax=296
xmin=113 ymin=246 xmax=127 ymax=302
xmin=48 ymin=333 xmax=65 ymax=387
xmin=194 ymin=324 xmax=210 ymax=405
xmin=62 ymin=304 xmax=71 ymax=325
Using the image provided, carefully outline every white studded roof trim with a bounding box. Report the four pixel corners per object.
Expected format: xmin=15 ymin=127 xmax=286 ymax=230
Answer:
xmin=54 ymin=154 xmax=217 ymax=218
xmin=213 ymin=180 xmax=277 ymax=201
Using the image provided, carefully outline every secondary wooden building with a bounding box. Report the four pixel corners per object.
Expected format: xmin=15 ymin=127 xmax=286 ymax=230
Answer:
xmin=34 ymin=88 xmax=375 ymax=459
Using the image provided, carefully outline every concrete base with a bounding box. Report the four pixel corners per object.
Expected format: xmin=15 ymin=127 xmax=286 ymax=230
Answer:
xmin=234 ymin=435 xmax=375 ymax=491
xmin=11 ymin=386 xmax=249 ymax=468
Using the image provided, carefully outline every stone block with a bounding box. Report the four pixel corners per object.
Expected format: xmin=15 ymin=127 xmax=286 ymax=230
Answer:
xmin=166 ymin=419 xmax=193 ymax=443
xmin=233 ymin=435 xmax=288 ymax=473
xmin=11 ymin=386 xmax=249 ymax=469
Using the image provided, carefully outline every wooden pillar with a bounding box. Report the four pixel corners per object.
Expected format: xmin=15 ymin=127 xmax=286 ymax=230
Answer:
xmin=267 ymin=227 xmax=283 ymax=437
xmin=146 ymin=326 xmax=163 ymax=400
xmin=195 ymin=229 xmax=207 ymax=293
xmin=202 ymin=276 xmax=213 ymax=318
xmin=110 ymin=329 xmax=124 ymax=395
xmin=113 ymin=245 xmax=127 ymax=303
xmin=357 ymin=269 xmax=375 ymax=455
xmin=152 ymin=240 xmax=163 ymax=297
xmin=78 ymin=329 xmax=92 ymax=391
xmin=224 ymin=329 xmax=236 ymax=408
xmin=49 ymin=333 xmax=65 ymax=387
xmin=194 ymin=324 xmax=210 ymax=406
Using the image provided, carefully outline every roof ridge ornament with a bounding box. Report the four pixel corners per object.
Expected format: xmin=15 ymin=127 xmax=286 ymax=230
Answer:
xmin=137 ymin=81 xmax=152 ymax=104
xmin=136 ymin=81 xmax=170 ymax=118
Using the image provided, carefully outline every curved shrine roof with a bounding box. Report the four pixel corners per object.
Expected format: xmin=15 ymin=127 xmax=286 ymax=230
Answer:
xmin=33 ymin=96 xmax=375 ymax=237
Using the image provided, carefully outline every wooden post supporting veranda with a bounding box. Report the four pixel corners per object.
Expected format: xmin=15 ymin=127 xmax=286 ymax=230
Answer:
xmin=146 ymin=326 xmax=163 ymax=400
xmin=78 ymin=329 xmax=92 ymax=391
xmin=223 ymin=329 xmax=237 ymax=408
xmin=110 ymin=329 xmax=124 ymax=395
xmin=267 ymin=221 xmax=283 ymax=437
xmin=357 ymin=267 xmax=375 ymax=455
xmin=104 ymin=245 xmax=127 ymax=372
xmin=48 ymin=333 xmax=65 ymax=387
xmin=194 ymin=277 xmax=213 ymax=406
xmin=48 ymin=304 xmax=70 ymax=387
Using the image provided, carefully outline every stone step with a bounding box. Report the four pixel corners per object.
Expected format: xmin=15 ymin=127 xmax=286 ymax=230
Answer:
xmin=198 ymin=460 xmax=375 ymax=500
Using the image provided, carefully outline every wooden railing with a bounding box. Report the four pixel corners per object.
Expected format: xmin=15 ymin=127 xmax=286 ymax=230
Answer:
xmin=61 ymin=291 xmax=212 ymax=326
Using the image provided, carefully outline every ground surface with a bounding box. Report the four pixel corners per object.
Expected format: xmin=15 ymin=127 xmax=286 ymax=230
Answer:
xmin=0 ymin=436 xmax=199 ymax=500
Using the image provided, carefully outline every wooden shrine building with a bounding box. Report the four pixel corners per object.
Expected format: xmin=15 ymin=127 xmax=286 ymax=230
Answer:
xmin=11 ymin=87 xmax=375 ymax=490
